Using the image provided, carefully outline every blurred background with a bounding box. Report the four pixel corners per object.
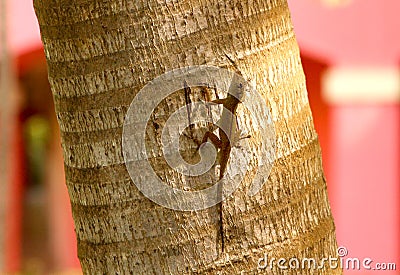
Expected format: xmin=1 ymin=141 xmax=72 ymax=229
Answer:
xmin=0 ymin=0 xmax=399 ymax=274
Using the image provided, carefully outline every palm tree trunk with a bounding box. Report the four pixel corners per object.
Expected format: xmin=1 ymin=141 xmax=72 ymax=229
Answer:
xmin=34 ymin=0 xmax=341 ymax=273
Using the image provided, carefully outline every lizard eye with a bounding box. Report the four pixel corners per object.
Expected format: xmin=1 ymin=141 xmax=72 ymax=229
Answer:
xmin=232 ymin=85 xmax=245 ymax=100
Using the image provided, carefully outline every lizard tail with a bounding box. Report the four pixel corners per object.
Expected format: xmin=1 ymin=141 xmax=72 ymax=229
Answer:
xmin=219 ymin=202 xmax=225 ymax=253
xmin=217 ymin=172 xmax=225 ymax=254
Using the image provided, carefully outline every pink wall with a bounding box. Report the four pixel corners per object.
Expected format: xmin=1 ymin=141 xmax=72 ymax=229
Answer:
xmin=330 ymin=104 xmax=399 ymax=273
xmin=3 ymin=1 xmax=79 ymax=272
xmin=289 ymin=0 xmax=400 ymax=273
xmin=288 ymin=0 xmax=400 ymax=66
xmin=7 ymin=0 xmax=42 ymax=55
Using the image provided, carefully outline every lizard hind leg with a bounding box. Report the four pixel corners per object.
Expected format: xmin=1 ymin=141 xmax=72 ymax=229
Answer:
xmin=196 ymin=131 xmax=222 ymax=153
xmin=190 ymin=131 xmax=222 ymax=166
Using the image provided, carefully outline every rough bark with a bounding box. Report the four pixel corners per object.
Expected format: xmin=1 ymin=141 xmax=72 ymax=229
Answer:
xmin=34 ymin=0 xmax=342 ymax=274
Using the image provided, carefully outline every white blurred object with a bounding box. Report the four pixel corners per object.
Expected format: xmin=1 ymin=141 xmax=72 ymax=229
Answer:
xmin=323 ymin=67 xmax=400 ymax=104
xmin=319 ymin=0 xmax=352 ymax=7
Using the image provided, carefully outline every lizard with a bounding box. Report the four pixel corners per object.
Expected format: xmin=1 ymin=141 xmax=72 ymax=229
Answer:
xmin=196 ymin=54 xmax=250 ymax=254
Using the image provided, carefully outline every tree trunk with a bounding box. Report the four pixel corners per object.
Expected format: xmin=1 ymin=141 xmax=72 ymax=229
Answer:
xmin=34 ymin=0 xmax=342 ymax=274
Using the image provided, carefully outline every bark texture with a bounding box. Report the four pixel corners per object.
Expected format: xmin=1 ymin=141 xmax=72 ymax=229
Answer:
xmin=34 ymin=0 xmax=342 ymax=273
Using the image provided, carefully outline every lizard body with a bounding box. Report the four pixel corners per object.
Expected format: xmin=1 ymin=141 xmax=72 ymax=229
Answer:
xmin=199 ymin=72 xmax=245 ymax=254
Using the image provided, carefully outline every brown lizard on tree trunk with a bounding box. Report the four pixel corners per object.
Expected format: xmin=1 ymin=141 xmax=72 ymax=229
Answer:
xmin=198 ymin=55 xmax=249 ymax=253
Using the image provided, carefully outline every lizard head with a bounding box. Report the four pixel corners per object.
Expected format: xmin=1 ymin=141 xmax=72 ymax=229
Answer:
xmin=227 ymin=81 xmax=247 ymax=103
